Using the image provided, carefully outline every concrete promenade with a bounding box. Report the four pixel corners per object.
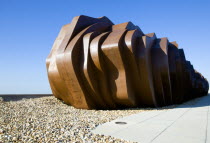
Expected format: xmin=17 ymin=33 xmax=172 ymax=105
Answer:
xmin=92 ymin=94 xmax=210 ymax=143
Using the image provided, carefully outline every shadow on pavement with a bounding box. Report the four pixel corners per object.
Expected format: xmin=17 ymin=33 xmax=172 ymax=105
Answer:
xmin=176 ymin=93 xmax=210 ymax=108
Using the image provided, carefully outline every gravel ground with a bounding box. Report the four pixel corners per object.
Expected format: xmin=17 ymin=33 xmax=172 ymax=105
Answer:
xmin=0 ymin=95 xmax=196 ymax=143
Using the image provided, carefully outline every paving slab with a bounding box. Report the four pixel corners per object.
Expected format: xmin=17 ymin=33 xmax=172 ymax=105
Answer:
xmin=92 ymin=95 xmax=210 ymax=143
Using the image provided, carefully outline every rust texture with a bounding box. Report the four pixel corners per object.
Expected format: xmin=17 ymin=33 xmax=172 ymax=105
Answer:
xmin=46 ymin=15 xmax=209 ymax=109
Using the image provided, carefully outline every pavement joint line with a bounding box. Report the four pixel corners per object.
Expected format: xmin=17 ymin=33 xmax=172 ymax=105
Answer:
xmin=150 ymin=106 xmax=193 ymax=143
xmin=92 ymin=95 xmax=210 ymax=143
xmin=205 ymin=104 xmax=209 ymax=143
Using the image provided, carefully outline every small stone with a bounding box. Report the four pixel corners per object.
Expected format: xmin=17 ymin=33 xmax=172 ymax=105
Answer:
xmin=12 ymin=137 xmax=17 ymax=141
xmin=0 ymin=129 xmax=4 ymax=134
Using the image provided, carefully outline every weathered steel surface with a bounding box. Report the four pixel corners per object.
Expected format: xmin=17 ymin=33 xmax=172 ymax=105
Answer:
xmin=46 ymin=15 xmax=209 ymax=109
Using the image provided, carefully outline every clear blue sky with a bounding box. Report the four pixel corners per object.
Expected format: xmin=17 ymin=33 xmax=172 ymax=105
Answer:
xmin=0 ymin=0 xmax=209 ymax=94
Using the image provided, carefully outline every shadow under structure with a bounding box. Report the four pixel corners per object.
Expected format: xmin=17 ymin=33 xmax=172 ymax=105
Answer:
xmin=46 ymin=15 xmax=209 ymax=109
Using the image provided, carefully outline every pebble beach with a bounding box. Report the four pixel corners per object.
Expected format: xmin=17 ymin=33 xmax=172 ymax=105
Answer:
xmin=0 ymin=95 xmax=180 ymax=143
